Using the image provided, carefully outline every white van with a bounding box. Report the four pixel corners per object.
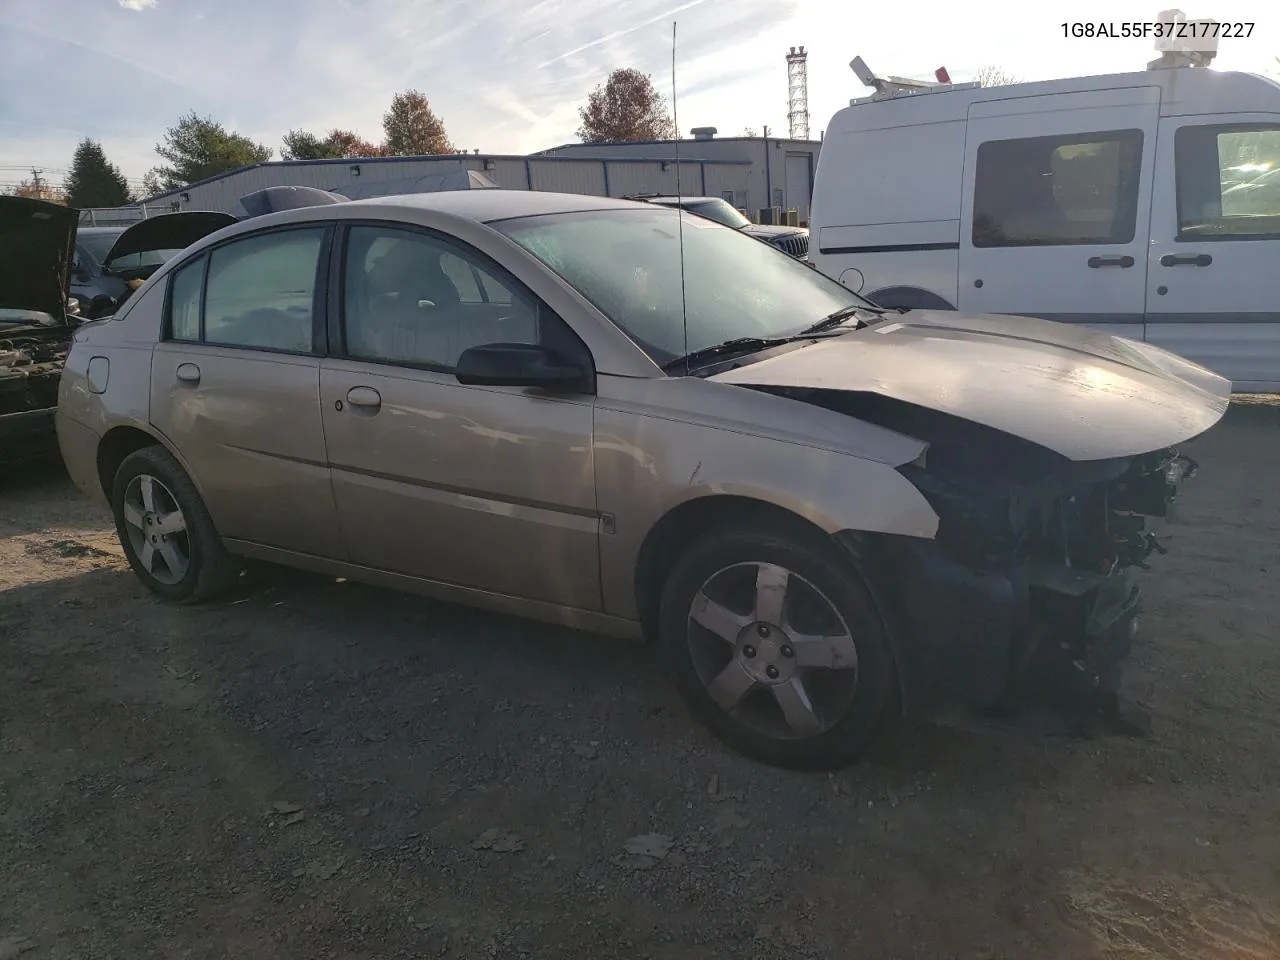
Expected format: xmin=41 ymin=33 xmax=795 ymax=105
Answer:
xmin=809 ymin=38 xmax=1280 ymax=390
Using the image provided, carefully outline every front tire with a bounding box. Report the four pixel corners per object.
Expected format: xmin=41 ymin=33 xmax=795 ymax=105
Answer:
xmin=659 ymin=525 xmax=896 ymax=770
xmin=111 ymin=445 xmax=239 ymax=603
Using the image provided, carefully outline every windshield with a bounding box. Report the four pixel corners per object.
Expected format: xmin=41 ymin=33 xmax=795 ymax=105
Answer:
xmin=76 ymin=230 xmax=180 ymax=271
xmin=684 ymin=199 xmax=752 ymax=229
xmin=76 ymin=230 xmax=123 ymax=265
xmin=494 ymin=207 xmax=869 ymax=366
xmin=106 ymin=248 xmax=184 ymax=270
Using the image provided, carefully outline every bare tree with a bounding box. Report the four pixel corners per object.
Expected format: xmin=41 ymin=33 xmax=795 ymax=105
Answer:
xmin=973 ymin=65 xmax=1021 ymax=87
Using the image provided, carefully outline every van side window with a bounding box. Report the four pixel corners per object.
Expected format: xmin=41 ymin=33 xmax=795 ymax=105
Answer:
xmin=972 ymin=130 xmax=1144 ymax=248
xmin=1175 ymin=124 xmax=1280 ymax=241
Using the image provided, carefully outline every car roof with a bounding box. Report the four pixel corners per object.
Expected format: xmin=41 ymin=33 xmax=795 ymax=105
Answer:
xmin=642 ymin=196 xmax=719 ymax=204
xmin=342 ymin=190 xmax=648 ymax=223
xmin=77 ymin=226 xmax=127 ymax=237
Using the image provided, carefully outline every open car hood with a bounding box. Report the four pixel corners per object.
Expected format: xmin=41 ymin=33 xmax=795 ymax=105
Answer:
xmin=103 ymin=211 xmax=238 ymax=264
xmin=742 ymin=223 xmax=807 ymax=240
xmin=0 ymin=196 xmax=77 ymax=320
xmin=710 ymin=311 xmax=1230 ymax=462
xmin=232 ymin=185 xmax=345 ymax=218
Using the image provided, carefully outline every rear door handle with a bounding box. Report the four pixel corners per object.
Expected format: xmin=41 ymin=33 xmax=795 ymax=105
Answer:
xmin=175 ymin=362 xmax=200 ymax=386
xmin=1160 ymin=253 xmax=1213 ymax=267
xmin=1087 ymin=255 xmax=1135 ymax=268
xmin=344 ymin=385 xmax=382 ymax=414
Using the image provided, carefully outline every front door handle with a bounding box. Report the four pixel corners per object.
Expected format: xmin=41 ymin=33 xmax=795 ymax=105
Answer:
xmin=1087 ymin=255 xmax=1135 ymax=268
xmin=345 ymin=386 xmax=382 ymax=414
xmin=1160 ymin=253 xmax=1213 ymax=267
xmin=175 ymin=362 xmax=200 ymax=386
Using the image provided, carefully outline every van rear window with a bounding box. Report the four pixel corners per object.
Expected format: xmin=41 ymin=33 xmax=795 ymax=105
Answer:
xmin=971 ymin=129 xmax=1144 ymax=248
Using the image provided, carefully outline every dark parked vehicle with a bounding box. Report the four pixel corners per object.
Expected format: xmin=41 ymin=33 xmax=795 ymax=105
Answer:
xmin=72 ymin=213 xmax=239 ymax=318
xmin=1 ymin=196 xmax=81 ymax=464
xmin=625 ymin=195 xmax=810 ymax=259
xmin=3 ymin=188 xmax=341 ymax=463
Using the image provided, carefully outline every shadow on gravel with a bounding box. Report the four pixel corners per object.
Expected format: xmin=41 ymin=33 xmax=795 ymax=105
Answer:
xmin=5 ymin=398 xmax=1280 ymax=957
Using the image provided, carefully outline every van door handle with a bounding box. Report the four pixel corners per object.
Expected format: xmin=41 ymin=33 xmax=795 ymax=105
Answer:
xmin=175 ymin=362 xmax=200 ymax=386
xmin=1087 ymin=255 xmax=1135 ymax=268
xmin=1160 ymin=253 xmax=1213 ymax=267
xmin=345 ymin=386 xmax=382 ymax=415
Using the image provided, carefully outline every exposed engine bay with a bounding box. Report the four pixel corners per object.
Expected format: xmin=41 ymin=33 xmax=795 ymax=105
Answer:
xmin=767 ymin=387 xmax=1198 ymax=737
xmin=0 ymin=328 xmax=69 ymax=417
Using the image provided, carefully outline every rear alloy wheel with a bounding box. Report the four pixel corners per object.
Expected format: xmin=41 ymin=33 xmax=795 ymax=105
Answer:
xmin=660 ymin=527 xmax=895 ymax=770
xmin=111 ymin=445 xmax=240 ymax=603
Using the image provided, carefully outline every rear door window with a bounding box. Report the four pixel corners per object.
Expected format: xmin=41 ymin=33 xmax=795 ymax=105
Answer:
xmin=163 ymin=227 xmax=327 ymax=353
xmin=972 ymin=129 xmax=1145 ymax=247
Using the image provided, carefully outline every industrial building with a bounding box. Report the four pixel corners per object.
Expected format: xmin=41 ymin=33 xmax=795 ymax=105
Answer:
xmin=82 ymin=44 xmax=821 ymax=226
xmin=108 ymin=129 xmax=820 ymax=226
xmin=534 ymin=129 xmax=821 ymax=223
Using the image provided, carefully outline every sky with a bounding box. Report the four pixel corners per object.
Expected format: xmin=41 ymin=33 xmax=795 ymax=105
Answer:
xmin=2 ymin=0 xmax=1277 ymax=194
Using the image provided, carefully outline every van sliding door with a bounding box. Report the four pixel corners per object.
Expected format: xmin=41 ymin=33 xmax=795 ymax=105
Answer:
xmin=957 ymin=88 xmax=1159 ymax=334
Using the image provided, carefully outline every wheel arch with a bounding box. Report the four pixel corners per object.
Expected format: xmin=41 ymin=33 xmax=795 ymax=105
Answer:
xmin=96 ymin=423 xmax=202 ymax=504
xmin=865 ymin=285 xmax=955 ymax=311
xmin=633 ymin=493 xmax=910 ymax=714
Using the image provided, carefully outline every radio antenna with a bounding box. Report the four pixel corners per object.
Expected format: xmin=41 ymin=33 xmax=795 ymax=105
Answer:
xmin=671 ymin=21 xmax=690 ymax=376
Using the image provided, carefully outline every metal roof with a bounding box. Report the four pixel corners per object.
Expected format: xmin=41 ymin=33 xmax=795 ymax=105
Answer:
xmin=142 ymin=152 xmax=750 ymax=205
xmin=534 ymin=136 xmax=822 ymax=153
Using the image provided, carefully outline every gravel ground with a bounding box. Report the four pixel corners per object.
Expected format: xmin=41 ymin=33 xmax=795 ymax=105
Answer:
xmin=2 ymin=400 xmax=1279 ymax=960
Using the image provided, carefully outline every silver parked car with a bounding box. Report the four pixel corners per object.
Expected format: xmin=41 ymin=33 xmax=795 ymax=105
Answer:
xmin=56 ymin=191 xmax=1226 ymax=769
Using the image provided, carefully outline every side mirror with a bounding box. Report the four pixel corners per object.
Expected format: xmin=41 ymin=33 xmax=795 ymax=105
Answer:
xmin=454 ymin=343 xmax=590 ymax=393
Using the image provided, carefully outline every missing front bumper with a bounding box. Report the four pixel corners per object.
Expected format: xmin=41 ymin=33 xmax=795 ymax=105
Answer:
xmin=856 ymin=534 xmax=1149 ymax=737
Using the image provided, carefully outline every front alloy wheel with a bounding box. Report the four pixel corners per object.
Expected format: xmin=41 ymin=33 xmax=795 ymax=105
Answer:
xmin=660 ymin=526 xmax=895 ymax=770
xmin=689 ymin=562 xmax=859 ymax=740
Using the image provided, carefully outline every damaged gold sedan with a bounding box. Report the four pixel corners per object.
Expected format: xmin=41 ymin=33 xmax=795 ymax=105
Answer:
xmin=55 ymin=191 xmax=1227 ymax=769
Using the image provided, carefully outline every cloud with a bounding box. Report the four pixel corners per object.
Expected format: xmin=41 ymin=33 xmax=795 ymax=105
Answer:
xmin=13 ymin=0 xmax=1274 ymax=187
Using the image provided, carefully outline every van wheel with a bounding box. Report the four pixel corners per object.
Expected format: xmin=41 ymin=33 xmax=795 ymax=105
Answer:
xmin=659 ymin=525 xmax=895 ymax=770
xmin=110 ymin=445 xmax=240 ymax=603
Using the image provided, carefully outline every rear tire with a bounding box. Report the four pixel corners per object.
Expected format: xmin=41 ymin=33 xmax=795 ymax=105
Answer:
xmin=659 ymin=524 xmax=896 ymax=770
xmin=110 ymin=445 xmax=240 ymax=603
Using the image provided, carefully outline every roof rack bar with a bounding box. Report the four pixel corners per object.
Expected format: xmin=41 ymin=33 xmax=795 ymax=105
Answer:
xmin=848 ymin=55 xmax=978 ymax=103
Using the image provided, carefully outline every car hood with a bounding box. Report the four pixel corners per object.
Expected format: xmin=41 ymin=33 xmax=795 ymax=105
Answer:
xmin=0 ymin=195 xmax=77 ymax=320
xmin=103 ymin=211 xmax=238 ymax=263
xmin=742 ymin=224 xmax=808 ymax=239
xmin=709 ymin=311 xmax=1230 ymax=461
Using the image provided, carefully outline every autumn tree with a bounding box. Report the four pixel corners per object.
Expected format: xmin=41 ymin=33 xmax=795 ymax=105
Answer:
xmin=974 ymin=66 xmax=1021 ymax=87
xmin=4 ymin=169 xmax=66 ymax=204
xmin=64 ymin=139 xmax=132 ymax=208
xmin=382 ymin=90 xmax=453 ymax=156
xmin=147 ymin=112 xmax=272 ymax=191
xmin=577 ymin=68 xmax=675 ymax=143
xmin=282 ymin=128 xmax=383 ymax=160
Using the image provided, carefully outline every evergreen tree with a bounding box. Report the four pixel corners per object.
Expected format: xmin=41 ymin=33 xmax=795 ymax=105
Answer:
xmin=64 ymin=139 xmax=132 ymax=207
